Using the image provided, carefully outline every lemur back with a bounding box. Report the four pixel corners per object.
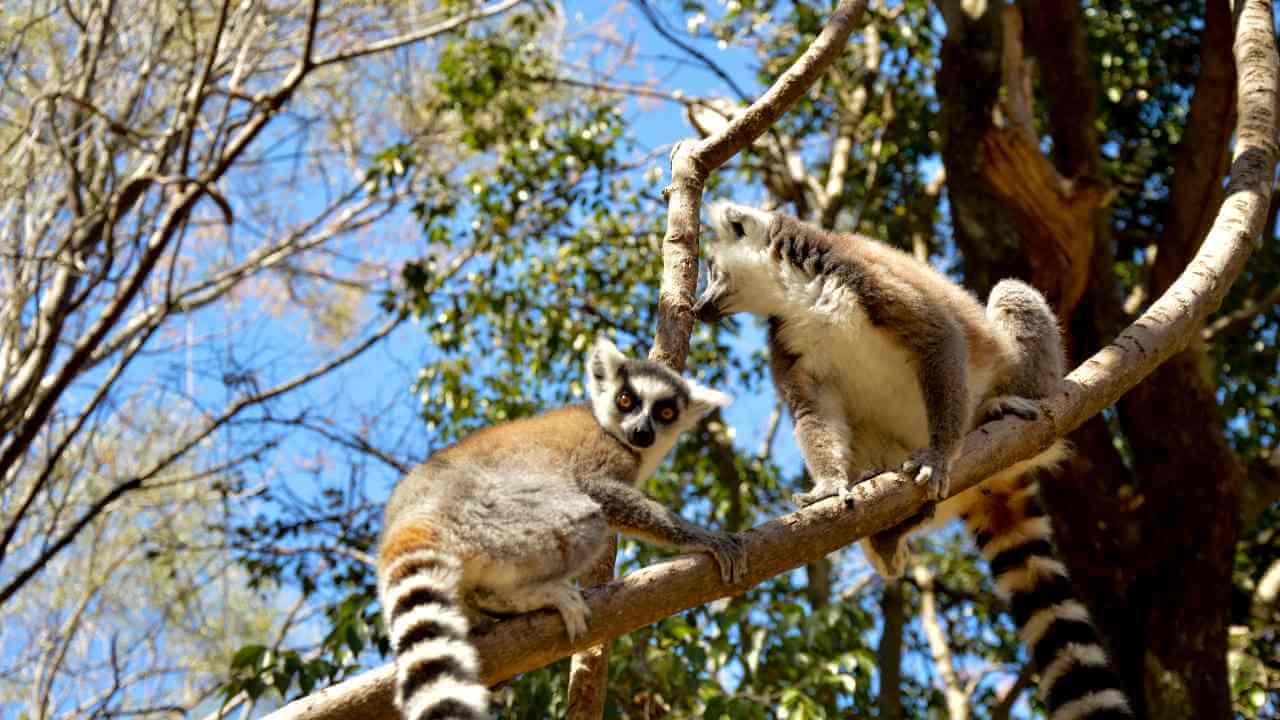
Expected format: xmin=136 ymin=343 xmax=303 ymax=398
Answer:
xmin=694 ymin=203 xmax=1131 ymax=720
xmin=377 ymin=339 xmax=745 ymax=720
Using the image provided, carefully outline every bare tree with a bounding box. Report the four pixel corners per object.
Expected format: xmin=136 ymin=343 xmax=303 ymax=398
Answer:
xmin=0 ymin=0 xmax=525 ymax=609
xmin=0 ymin=0 xmax=531 ymax=714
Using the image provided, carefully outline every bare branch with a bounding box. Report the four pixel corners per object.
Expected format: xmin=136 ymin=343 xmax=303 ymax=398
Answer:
xmin=1202 ymin=284 xmax=1280 ymax=341
xmin=991 ymin=662 xmax=1034 ymax=720
xmin=0 ymin=315 xmax=403 ymax=608
xmin=631 ymin=0 xmax=753 ymax=104
xmin=1252 ymin=558 xmax=1280 ymax=623
xmin=312 ymin=0 xmax=527 ymax=69
xmin=876 ymin=579 xmax=905 ymax=720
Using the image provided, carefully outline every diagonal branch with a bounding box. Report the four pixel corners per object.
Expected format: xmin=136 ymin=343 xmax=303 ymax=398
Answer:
xmin=312 ymin=0 xmax=527 ymax=69
xmin=0 ymin=315 xmax=404 ymax=609
xmin=1202 ymin=284 xmax=1280 ymax=341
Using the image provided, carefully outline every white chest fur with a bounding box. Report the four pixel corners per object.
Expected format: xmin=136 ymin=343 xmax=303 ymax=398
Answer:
xmin=773 ymin=271 xmax=930 ymax=466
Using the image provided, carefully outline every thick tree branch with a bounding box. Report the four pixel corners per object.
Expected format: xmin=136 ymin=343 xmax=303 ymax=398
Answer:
xmin=265 ymin=2 xmax=1277 ymax=718
xmin=977 ymin=2 xmax=1108 ymax=317
xmin=565 ymin=536 xmax=617 ymax=720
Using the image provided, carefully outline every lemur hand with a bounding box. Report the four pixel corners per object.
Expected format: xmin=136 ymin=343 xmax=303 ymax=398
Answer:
xmin=902 ymin=449 xmax=952 ymax=501
xmin=689 ymin=530 xmax=748 ymax=584
xmin=979 ymin=395 xmax=1041 ymax=424
xmin=793 ymin=475 xmax=856 ymax=508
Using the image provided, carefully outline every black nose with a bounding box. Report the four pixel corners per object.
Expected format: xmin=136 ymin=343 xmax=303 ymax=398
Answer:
xmin=628 ymin=426 xmax=655 ymax=448
xmin=693 ymin=297 xmax=721 ymax=323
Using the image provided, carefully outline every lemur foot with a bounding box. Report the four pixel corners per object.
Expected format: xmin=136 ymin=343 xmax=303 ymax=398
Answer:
xmin=979 ymin=395 xmax=1040 ymax=424
xmin=793 ymin=477 xmax=856 ymax=508
xmin=551 ymin=584 xmax=591 ymax=643
xmin=689 ymin=530 xmax=748 ymax=584
xmin=902 ymin=450 xmax=951 ymax=501
xmin=865 ymin=502 xmax=936 ymax=578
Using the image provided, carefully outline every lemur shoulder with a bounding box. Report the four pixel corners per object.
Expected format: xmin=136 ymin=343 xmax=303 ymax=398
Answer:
xmin=376 ymin=338 xmax=745 ymax=720
xmin=694 ymin=203 xmax=1132 ymax=720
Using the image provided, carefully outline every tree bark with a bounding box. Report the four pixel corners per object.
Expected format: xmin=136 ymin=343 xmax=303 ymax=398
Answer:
xmin=934 ymin=0 xmax=1027 ymax=297
xmin=876 ymin=579 xmax=905 ymax=720
xmin=565 ymin=537 xmax=617 ymax=720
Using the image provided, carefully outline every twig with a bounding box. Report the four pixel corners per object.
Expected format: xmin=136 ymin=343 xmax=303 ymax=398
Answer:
xmin=991 ymin=662 xmax=1035 ymax=720
xmin=312 ymin=0 xmax=526 ymax=68
xmin=630 ymin=0 xmax=753 ymax=103
xmin=1202 ymin=284 xmax=1280 ymax=341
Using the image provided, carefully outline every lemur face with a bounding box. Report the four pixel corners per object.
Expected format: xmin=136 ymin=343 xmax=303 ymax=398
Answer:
xmin=584 ymin=337 xmax=730 ymax=450
xmin=694 ymin=202 xmax=777 ymax=322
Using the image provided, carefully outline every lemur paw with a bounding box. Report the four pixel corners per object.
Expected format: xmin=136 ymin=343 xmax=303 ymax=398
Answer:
xmin=692 ymin=531 xmax=748 ymax=584
xmin=902 ymin=451 xmax=951 ymax=501
xmin=552 ymin=585 xmax=591 ymax=643
xmin=865 ymin=533 xmax=909 ymax=579
xmin=793 ymin=477 xmax=856 ymax=508
xmin=979 ymin=395 xmax=1040 ymax=423
xmin=865 ymin=502 xmax=936 ymax=578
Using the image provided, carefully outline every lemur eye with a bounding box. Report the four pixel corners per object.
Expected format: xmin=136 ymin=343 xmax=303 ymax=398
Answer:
xmin=658 ymin=406 xmax=677 ymax=423
xmin=616 ymin=392 xmax=635 ymax=411
xmin=730 ymin=220 xmax=746 ymax=238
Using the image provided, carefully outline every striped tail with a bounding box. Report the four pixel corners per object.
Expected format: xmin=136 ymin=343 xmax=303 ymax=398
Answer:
xmin=965 ymin=468 xmax=1134 ymax=720
xmin=378 ymin=529 xmax=487 ymax=720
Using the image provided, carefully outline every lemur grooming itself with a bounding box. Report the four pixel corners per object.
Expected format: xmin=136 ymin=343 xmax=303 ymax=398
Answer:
xmin=376 ymin=338 xmax=745 ymax=720
xmin=694 ymin=203 xmax=1133 ymax=720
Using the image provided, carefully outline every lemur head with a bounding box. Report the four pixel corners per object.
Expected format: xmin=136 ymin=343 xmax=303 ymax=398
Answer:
xmin=693 ymin=201 xmax=778 ymax=322
xmin=585 ymin=337 xmax=731 ymax=453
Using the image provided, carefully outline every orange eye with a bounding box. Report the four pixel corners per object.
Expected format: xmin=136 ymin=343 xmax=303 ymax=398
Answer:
xmin=616 ymin=392 xmax=634 ymax=411
xmin=658 ymin=407 xmax=676 ymax=422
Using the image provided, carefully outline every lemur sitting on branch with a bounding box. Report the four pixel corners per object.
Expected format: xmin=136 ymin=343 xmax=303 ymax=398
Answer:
xmin=376 ymin=338 xmax=744 ymax=720
xmin=694 ymin=202 xmax=1133 ymax=720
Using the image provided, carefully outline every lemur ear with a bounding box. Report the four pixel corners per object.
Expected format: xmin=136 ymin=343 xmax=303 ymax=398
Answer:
xmin=710 ymin=201 xmax=769 ymax=243
xmin=686 ymin=381 xmax=733 ymax=418
xmin=586 ymin=336 xmax=626 ymax=390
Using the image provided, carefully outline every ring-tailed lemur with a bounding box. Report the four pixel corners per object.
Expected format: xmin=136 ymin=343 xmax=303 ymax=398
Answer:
xmin=376 ymin=338 xmax=746 ymax=720
xmin=693 ymin=203 xmax=1132 ymax=720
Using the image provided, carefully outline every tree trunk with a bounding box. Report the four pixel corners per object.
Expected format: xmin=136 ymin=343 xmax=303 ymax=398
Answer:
xmin=876 ymin=579 xmax=905 ymax=720
xmin=937 ymin=1 xmax=1246 ymax=716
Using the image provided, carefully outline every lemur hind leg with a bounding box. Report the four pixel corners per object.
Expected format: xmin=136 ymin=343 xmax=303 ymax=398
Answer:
xmin=861 ymin=501 xmax=936 ymax=578
xmin=985 ymin=279 xmax=1064 ymax=402
xmin=461 ymin=479 xmax=608 ymax=641
xmin=469 ymin=580 xmax=591 ymax=642
xmin=979 ymin=394 xmax=1041 ymax=423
